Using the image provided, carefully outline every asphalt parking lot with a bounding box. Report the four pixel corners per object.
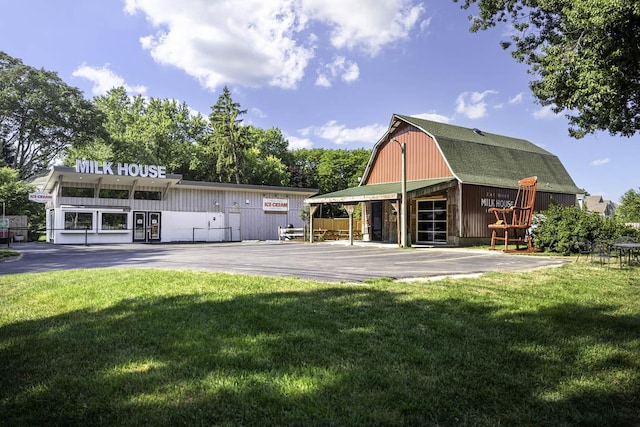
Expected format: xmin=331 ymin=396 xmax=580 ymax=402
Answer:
xmin=1 ymin=241 xmax=569 ymax=282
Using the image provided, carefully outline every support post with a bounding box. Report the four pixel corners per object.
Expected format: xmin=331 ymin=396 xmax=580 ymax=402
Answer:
xmin=308 ymin=205 xmax=319 ymax=243
xmin=344 ymin=204 xmax=356 ymax=246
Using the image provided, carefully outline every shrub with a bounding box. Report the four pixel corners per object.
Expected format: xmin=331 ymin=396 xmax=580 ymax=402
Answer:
xmin=534 ymin=203 xmax=639 ymax=254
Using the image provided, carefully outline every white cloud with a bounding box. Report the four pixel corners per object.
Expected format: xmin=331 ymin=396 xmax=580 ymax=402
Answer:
xmin=315 ymin=56 xmax=359 ymax=87
xmin=315 ymin=74 xmax=332 ymax=88
xmin=250 ymin=107 xmax=267 ymax=119
xmin=300 ymin=120 xmax=386 ymax=145
xmin=124 ymin=0 xmax=425 ymax=90
xmin=532 ymin=104 xmax=560 ymax=120
xmin=286 ymin=134 xmax=314 ymax=150
xmin=72 ymin=64 xmax=147 ymax=96
xmin=509 ymin=92 xmax=524 ymax=104
xmin=305 ymin=0 xmax=425 ymax=55
xmin=411 ymin=112 xmax=452 ymax=124
xmin=419 ymin=17 xmax=432 ymax=34
xmin=591 ymin=158 xmax=610 ymax=166
xmin=455 ymin=90 xmax=498 ymax=119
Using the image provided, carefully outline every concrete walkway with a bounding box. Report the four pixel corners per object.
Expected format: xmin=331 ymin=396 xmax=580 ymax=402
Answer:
xmin=1 ymin=241 xmax=569 ymax=282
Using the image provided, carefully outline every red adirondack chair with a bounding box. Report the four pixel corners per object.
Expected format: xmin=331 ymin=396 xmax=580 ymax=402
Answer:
xmin=488 ymin=176 xmax=537 ymax=252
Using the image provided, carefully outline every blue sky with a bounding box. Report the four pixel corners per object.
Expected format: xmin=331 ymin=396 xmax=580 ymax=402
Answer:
xmin=1 ymin=0 xmax=637 ymax=202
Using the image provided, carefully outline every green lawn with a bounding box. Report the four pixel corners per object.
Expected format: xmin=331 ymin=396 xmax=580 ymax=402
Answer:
xmin=0 ymin=249 xmax=19 ymax=260
xmin=1 ymin=263 xmax=639 ymax=426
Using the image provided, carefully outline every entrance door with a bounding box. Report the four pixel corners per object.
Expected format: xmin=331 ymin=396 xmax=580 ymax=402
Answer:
xmin=228 ymin=212 xmax=240 ymax=241
xmin=371 ymin=202 xmax=383 ymax=241
xmin=133 ymin=211 xmax=161 ymax=243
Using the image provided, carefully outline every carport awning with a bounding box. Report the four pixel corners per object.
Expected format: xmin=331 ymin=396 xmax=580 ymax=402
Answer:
xmin=305 ymin=177 xmax=457 ymax=204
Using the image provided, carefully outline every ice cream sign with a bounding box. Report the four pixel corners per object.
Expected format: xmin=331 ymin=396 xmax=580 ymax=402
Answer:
xmin=75 ymin=159 xmax=166 ymax=179
xmin=263 ymin=198 xmax=289 ymax=212
xmin=28 ymin=192 xmax=53 ymax=203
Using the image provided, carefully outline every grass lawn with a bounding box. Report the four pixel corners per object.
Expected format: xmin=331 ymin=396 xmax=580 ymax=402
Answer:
xmin=1 ymin=263 xmax=639 ymax=426
xmin=0 ymin=249 xmax=19 ymax=260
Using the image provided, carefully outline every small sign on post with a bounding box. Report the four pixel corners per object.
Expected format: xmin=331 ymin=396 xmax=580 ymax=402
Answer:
xmin=0 ymin=218 xmax=8 ymax=229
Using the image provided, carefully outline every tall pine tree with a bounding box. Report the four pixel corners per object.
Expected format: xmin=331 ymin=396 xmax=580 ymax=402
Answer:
xmin=208 ymin=87 xmax=248 ymax=184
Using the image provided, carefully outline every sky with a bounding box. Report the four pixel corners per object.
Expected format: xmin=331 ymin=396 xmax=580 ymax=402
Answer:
xmin=1 ymin=0 xmax=637 ymax=203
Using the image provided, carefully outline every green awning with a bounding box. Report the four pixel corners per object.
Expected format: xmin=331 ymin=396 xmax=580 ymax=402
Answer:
xmin=305 ymin=178 xmax=456 ymax=204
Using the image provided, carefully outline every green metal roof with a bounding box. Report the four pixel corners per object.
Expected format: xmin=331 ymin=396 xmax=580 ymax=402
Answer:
xmin=306 ymin=178 xmax=454 ymax=203
xmin=394 ymin=114 xmax=583 ymax=193
xmin=309 ymin=114 xmax=583 ymax=204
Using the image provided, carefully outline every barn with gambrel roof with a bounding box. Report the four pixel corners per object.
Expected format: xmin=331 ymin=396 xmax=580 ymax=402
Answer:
xmin=306 ymin=114 xmax=583 ymax=246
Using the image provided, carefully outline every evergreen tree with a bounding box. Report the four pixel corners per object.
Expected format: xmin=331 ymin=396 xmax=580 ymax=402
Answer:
xmin=208 ymin=87 xmax=248 ymax=184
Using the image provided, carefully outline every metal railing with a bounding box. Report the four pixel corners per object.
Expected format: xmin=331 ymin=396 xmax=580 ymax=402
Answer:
xmin=191 ymin=226 xmax=232 ymax=243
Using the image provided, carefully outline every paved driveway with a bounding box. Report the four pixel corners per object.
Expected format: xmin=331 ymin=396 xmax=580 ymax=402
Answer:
xmin=1 ymin=241 xmax=568 ymax=282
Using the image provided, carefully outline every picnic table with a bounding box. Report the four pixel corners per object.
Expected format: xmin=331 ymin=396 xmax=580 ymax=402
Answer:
xmin=322 ymin=229 xmax=362 ymax=240
xmin=613 ymin=242 xmax=640 ymax=267
xmin=313 ymin=229 xmax=328 ymax=241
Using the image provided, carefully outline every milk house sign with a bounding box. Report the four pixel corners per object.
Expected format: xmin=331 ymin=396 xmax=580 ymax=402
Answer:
xmin=75 ymin=159 xmax=167 ymax=179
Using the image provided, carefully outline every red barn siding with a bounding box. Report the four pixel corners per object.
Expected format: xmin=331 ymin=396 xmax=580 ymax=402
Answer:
xmin=365 ymin=125 xmax=453 ymax=184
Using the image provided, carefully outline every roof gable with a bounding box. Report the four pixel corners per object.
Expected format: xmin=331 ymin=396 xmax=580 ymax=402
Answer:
xmin=398 ymin=114 xmax=553 ymax=155
xmin=362 ymin=114 xmax=582 ymax=194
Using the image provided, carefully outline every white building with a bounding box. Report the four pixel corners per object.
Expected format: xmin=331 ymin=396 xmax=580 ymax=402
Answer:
xmin=34 ymin=160 xmax=316 ymax=244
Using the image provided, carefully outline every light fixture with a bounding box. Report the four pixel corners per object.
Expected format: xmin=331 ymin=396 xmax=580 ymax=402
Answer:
xmin=245 ymin=199 xmax=250 ymax=205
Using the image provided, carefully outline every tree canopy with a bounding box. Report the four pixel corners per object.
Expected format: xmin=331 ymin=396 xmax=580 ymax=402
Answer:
xmin=1 ymin=53 xmax=375 ymax=221
xmin=455 ymin=0 xmax=640 ymax=138
xmin=617 ymin=188 xmax=640 ymax=222
xmin=0 ymin=51 xmax=103 ymax=179
xmin=0 ymin=166 xmax=41 ymax=219
xmin=68 ymin=87 xmax=208 ymax=177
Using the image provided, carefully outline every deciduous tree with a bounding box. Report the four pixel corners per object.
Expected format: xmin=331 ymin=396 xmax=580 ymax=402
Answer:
xmin=243 ymin=126 xmax=291 ymax=186
xmin=70 ymin=87 xmax=206 ymax=177
xmin=0 ymin=166 xmax=43 ymax=225
xmin=455 ymin=0 xmax=640 ymax=138
xmin=617 ymin=188 xmax=640 ymax=222
xmin=0 ymin=52 xmax=103 ymax=179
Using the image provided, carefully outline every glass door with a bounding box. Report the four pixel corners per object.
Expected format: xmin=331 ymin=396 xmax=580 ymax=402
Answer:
xmin=134 ymin=212 xmax=146 ymax=241
xmin=416 ymin=200 xmax=447 ymax=244
xmin=149 ymin=212 xmax=160 ymax=240
xmin=133 ymin=211 xmax=161 ymax=242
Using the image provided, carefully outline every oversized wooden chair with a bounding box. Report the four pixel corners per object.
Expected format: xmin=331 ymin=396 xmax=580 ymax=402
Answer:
xmin=488 ymin=176 xmax=537 ymax=252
